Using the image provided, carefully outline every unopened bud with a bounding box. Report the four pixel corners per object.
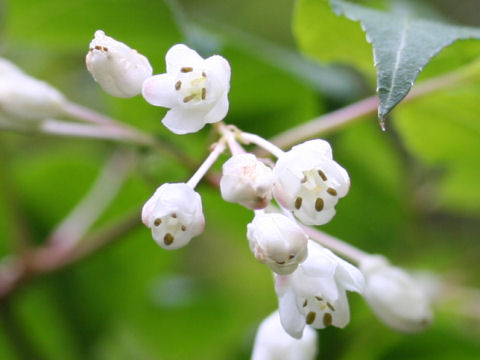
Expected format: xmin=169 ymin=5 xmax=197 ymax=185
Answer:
xmin=251 ymin=311 xmax=318 ymax=360
xmin=86 ymin=30 xmax=153 ymax=98
xmin=360 ymin=255 xmax=433 ymax=333
xmin=247 ymin=213 xmax=308 ymax=275
xmin=220 ymin=153 xmax=274 ymax=209
xmin=0 ymin=58 xmax=66 ymax=120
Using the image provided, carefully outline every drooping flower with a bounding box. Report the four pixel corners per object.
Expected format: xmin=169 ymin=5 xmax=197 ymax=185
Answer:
xmin=0 ymin=58 xmax=66 ymax=120
xmin=275 ymin=241 xmax=364 ymax=338
xmin=86 ymin=30 xmax=153 ymax=98
xmin=247 ymin=212 xmax=308 ymax=275
xmin=142 ymin=183 xmax=205 ymax=250
xmin=220 ymin=153 xmax=274 ymax=210
xmin=142 ymin=44 xmax=231 ymax=134
xmin=359 ymin=255 xmax=433 ymax=333
xmin=273 ymin=139 xmax=350 ymax=226
xmin=251 ymin=311 xmax=318 ymax=360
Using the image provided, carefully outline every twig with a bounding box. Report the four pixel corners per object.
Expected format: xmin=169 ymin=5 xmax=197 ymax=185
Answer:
xmin=47 ymin=149 xmax=135 ymax=247
xmin=268 ymin=58 xmax=480 ymax=150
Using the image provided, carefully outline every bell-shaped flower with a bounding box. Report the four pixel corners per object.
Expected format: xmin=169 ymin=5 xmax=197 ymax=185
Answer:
xmin=86 ymin=30 xmax=153 ymax=98
xmin=0 ymin=58 xmax=66 ymax=120
xmin=142 ymin=183 xmax=205 ymax=250
xmin=251 ymin=311 xmax=318 ymax=360
xmin=359 ymin=255 xmax=433 ymax=333
xmin=247 ymin=213 xmax=308 ymax=275
xmin=142 ymin=44 xmax=231 ymax=134
xmin=275 ymin=241 xmax=364 ymax=338
xmin=273 ymin=139 xmax=350 ymax=226
xmin=220 ymin=153 xmax=274 ymax=209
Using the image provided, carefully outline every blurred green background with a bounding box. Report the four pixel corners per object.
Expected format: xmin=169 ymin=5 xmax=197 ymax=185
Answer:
xmin=1 ymin=0 xmax=480 ymax=359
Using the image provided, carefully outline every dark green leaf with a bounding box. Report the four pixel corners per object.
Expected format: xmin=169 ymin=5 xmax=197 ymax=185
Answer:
xmin=331 ymin=0 xmax=480 ymax=123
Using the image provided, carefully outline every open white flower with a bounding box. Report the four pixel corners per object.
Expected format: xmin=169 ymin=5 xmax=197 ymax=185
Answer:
xmin=142 ymin=183 xmax=205 ymax=250
xmin=142 ymin=44 xmax=231 ymax=134
xmin=251 ymin=311 xmax=318 ymax=360
xmin=275 ymin=241 xmax=364 ymax=338
xmin=360 ymin=255 xmax=433 ymax=333
xmin=0 ymin=58 xmax=66 ymax=120
xmin=86 ymin=30 xmax=153 ymax=98
xmin=247 ymin=213 xmax=308 ymax=275
xmin=220 ymin=153 xmax=274 ymax=209
xmin=273 ymin=139 xmax=350 ymax=226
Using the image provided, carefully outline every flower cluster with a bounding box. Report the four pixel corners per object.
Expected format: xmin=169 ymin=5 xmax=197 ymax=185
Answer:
xmin=83 ymin=32 xmax=435 ymax=356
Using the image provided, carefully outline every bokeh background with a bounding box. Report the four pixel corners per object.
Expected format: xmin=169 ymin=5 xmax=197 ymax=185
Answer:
xmin=1 ymin=0 xmax=480 ymax=359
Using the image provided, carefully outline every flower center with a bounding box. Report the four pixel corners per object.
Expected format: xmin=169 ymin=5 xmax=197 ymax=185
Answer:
xmin=153 ymin=212 xmax=187 ymax=246
xmin=174 ymin=66 xmax=208 ymax=104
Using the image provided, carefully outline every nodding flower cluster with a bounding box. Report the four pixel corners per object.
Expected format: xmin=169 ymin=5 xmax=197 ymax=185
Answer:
xmin=81 ymin=31 xmax=433 ymax=357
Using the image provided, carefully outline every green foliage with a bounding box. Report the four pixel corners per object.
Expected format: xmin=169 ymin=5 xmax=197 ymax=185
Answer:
xmin=1 ymin=0 xmax=480 ymax=359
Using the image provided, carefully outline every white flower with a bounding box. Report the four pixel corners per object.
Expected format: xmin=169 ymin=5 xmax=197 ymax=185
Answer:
xmin=275 ymin=241 xmax=364 ymax=338
xmin=142 ymin=183 xmax=205 ymax=250
xmin=251 ymin=311 xmax=318 ymax=360
xmin=142 ymin=44 xmax=231 ymax=134
xmin=247 ymin=213 xmax=308 ymax=275
xmin=0 ymin=58 xmax=66 ymax=120
xmin=273 ymin=139 xmax=350 ymax=226
xmin=360 ymin=255 xmax=433 ymax=333
xmin=220 ymin=153 xmax=274 ymax=209
xmin=86 ymin=30 xmax=153 ymax=98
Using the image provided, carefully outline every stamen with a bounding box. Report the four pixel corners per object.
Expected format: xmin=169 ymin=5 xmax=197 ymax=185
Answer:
xmin=181 ymin=225 xmax=186 ymax=231
xmin=318 ymin=169 xmax=328 ymax=181
xmin=327 ymin=302 xmax=335 ymax=311
xmin=181 ymin=67 xmax=193 ymax=73
xmin=164 ymin=233 xmax=174 ymax=245
xmin=327 ymin=188 xmax=337 ymax=196
xmin=301 ymin=175 xmax=307 ymax=183
xmin=315 ymin=198 xmax=324 ymax=211
xmin=295 ymin=197 xmax=303 ymax=209
xmin=154 ymin=218 xmax=162 ymax=226
xmin=306 ymin=312 xmax=316 ymax=325
xmin=315 ymin=296 xmax=323 ymax=301
xmin=171 ymin=213 xmax=177 ymax=218
xmin=201 ymin=88 xmax=206 ymax=100
xmin=276 ymin=260 xmax=285 ymax=265
xmin=303 ymin=299 xmax=308 ymax=307
xmin=183 ymin=94 xmax=195 ymax=103
xmin=288 ymin=254 xmax=295 ymax=260
xmin=94 ymin=45 xmax=102 ymax=50
xmin=175 ymin=81 xmax=182 ymax=90
xmin=202 ymin=71 xmax=207 ymax=77
xmin=103 ymin=47 xmax=108 ymax=52
xmin=323 ymin=313 xmax=333 ymax=327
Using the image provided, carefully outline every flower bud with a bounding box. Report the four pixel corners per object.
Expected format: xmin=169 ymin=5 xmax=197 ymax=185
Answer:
xmin=273 ymin=139 xmax=349 ymax=226
xmin=360 ymin=255 xmax=433 ymax=333
xmin=86 ymin=30 xmax=153 ymax=98
xmin=220 ymin=153 xmax=274 ymax=209
xmin=247 ymin=213 xmax=308 ymax=275
xmin=142 ymin=183 xmax=205 ymax=250
xmin=251 ymin=311 xmax=318 ymax=360
xmin=0 ymin=58 xmax=66 ymax=120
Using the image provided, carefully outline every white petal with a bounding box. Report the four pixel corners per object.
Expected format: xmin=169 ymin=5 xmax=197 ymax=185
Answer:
xmin=161 ymin=106 xmax=209 ymax=135
xmin=277 ymin=285 xmax=306 ymax=339
xmin=203 ymin=94 xmax=229 ymax=124
xmin=142 ymin=74 xmax=178 ymax=108
xmin=204 ymin=55 xmax=231 ymax=91
xmin=331 ymin=291 xmax=351 ymax=328
xmin=166 ymin=44 xmax=204 ymax=73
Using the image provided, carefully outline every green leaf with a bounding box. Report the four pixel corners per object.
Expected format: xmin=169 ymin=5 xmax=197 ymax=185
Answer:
xmin=330 ymin=0 xmax=480 ymax=123
xmin=394 ymin=82 xmax=480 ymax=214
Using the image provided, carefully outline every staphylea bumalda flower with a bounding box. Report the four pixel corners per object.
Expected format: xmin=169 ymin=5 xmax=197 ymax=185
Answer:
xmin=142 ymin=183 xmax=205 ymax=250
xmin=142 ymin=44 xmax=231 ymax=134
xmin=273 ymin=139 xmax=350 ymax=226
